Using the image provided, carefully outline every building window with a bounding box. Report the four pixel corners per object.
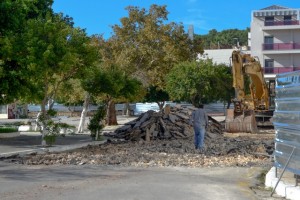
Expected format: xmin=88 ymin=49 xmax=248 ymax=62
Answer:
xmin=265 ymin=16 xmax=274 ymax=26
xmin=265 ymin=59 xmax=274 ymax=74
xmin=284 ymin=15 xmax=292 ymax=25
xmin=264 ymin=36 xmax=274 ymax=50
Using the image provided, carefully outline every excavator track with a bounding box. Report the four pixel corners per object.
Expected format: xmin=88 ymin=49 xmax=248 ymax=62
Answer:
xmin=225 ymin=109 xmax=258 ymax=133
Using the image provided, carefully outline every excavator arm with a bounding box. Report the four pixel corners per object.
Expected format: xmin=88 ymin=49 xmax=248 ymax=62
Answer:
xmin=225 ymin=50 xmax=271 ymax=133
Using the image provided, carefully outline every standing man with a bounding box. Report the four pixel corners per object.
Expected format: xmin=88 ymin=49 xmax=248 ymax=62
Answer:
xmin=189 ymin=104 xmax=208 ymax=151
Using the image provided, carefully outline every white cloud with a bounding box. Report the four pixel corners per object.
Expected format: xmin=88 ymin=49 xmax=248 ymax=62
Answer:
xmin=179 ymin=8 xmax=212 ymax=33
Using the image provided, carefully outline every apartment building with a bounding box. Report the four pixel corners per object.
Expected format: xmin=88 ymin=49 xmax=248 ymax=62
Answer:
xmin=251 ymin=5 xmax=300 ymax=82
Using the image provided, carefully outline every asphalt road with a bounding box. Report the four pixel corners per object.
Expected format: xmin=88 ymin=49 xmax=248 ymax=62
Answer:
xmin=0 ymin=162 xmax=273 ymax=200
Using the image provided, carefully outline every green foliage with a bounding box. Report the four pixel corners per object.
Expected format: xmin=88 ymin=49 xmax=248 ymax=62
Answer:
xmin=211 ymin=63 xmax=235 ymax=105
xmin=0 ymin=0 xmax=54 ymax=104
xmin=56 ymin=78 xmax=86 ymax=105
xmin=37 ymin=114 xmax=60 ymax=134
xmin=1 ymin=0 xmax=99 ymax=109
xmin=57 ymin=122 xmax=75 ymax=129
xmin=47 ymin=109 xmax=57 ymax=117
xmin=196 ymin=28 xmax=249 ymax=49
xmin=83 ymin=66 xmax=144 ymax=102
xmin=105 ymin=4 xmax=203 ymax=88
xmin=43 ymin=135 xmax=56 ymax=146
xmin=37 ymin=117 xmax=64 ymax=146
xmin=88 ymin=105 xmax=106 ymax=138
xmin=166 ymin=60 xmax=234 ymax=106
xmin=0 ymin=126 xmax=18 ymax=133
xmin=0 ymin=0 xmax=54 ymax=34
xmin=144 ymin=85 xmax=169 ymax=103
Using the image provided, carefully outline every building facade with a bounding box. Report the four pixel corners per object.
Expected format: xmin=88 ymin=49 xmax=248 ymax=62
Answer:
xmin=251 ymin=5 xmax=300 ymax=82
xmin=198 ymin=48 xmax=250 ymax=66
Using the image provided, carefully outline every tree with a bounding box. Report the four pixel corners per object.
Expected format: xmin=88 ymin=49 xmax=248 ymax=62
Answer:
xmin=105 ymin=4 xmax=203 ymax=88
xmin=20 ymin=13 xmax=97 ymax=111
xmin=82 ymin=66 xmax=144 ymax=125
xmin=0 ymin=0 xmax=54 ymax=104
xmin=17 ymin=13 xmax=98 ymax=144
xmin=99 ymin=4 xmax=203 ymax=112
xmin=212 ymin=64 xmax=235 ymax=108
xmin=54 ymin=35 xmax=104 ymax=133
xmin=196 ymin=28 xmax=249 ymax=49
xmin=55 ymin=78 xmax=89 ymax=133
xmin=166 ymin=60 xmax=233 ymax=107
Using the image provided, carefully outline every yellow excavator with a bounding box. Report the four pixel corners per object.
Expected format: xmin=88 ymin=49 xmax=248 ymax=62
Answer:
xmin=225 ymin=50 xmax=274 ymax=133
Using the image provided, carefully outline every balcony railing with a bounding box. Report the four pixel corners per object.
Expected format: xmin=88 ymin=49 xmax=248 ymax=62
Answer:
xmin=262 ymin=43 xmax=300 ymax=50
xmin=265 ymin=20 xmax=300 ymax=26
xmin=264 ymin=67 xmax=300 ymax=74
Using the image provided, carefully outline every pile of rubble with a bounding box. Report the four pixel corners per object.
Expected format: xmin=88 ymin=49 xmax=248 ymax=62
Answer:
xmin=8 ymin=105 xmax=275 ymax=167
xmin=105 ymin=105 xmax=222 ymax=141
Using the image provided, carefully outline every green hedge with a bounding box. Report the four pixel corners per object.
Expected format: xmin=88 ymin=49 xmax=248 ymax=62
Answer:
xmin=0 ymin=127 xmax=18 ymax=133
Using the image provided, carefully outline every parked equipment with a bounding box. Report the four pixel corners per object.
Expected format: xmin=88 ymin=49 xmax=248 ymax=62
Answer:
xmin=225 ymin=50 xmax=274 ymax=133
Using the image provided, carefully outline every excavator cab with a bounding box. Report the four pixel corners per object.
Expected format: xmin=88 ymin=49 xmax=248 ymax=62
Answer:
xmin=225 ymin=50 xmax=273 ymax=133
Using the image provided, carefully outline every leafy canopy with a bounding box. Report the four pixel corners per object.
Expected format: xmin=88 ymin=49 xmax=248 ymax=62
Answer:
xmin=104 ymin=4 xmax=203 ymax=88
xmin=166 ymin=60 xmax=234 ymax=106
xmin=196 ymin=28 xmax=249 ymax=49
xmin=0 ymin=0 xmax=54 ymax=104
xmin=19 ymin=13 xmax=96 ymax=105
xmin=82 ymin=66 xmax=145 ymax=103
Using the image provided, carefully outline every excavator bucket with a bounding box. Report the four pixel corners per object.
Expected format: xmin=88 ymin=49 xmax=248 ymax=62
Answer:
xmin=225 ymin=109 xmax=258 ymax=133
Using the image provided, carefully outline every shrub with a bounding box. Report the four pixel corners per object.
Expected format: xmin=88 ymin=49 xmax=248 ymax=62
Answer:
xmin=0 ymin=126 xmax=18 ymax=133
xmin=58 ymin=122 xmax=75 ymax=129
xmin=44 ymin=135 xmax=56 ymax=146
xmin=88 ymin=105 xmax=106 ymax=139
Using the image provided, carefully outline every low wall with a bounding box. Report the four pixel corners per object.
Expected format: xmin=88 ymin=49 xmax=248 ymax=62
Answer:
xmin=28 ymin=111 xmax=96 ymax=118
xmin=0 ymin=132 xmax=20 ymax=138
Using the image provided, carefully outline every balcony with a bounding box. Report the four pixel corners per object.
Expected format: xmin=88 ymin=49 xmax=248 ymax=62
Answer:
xmin=265 ymin=20 xmax=300 ymax=26
xmin=264 ymin=67 xmax=300 ymax=74
xmin=262 ymin=42 xmax=300 ymax=51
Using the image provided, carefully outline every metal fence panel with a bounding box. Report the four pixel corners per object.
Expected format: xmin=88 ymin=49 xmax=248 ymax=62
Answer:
xmin=274 ymin=71 xmax=300 ymax=175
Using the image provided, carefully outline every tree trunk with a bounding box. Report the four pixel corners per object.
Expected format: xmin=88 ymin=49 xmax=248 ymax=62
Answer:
xmin=48 ymin=98 xmax=54 ymax=110
xmin=40 ymin=98 xmax=48 ymax=146
xmin=41 ymin=98 xmax=47 ymax=118
xmin=124 ymin=102 xmax=131 ymax=116
xmin=156 ymin=101 xmax=165 ymax=112
xmin=106 ymin=99 xmax=118 ymax=125
xmin=78 ymin=93 xmax=90 ymax=133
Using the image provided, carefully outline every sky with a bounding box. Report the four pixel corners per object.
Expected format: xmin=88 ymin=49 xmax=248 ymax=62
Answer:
xmin=52 ymin=0 xmax=300 ymax=39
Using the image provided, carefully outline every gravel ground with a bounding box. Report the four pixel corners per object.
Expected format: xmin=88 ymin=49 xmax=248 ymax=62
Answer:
xmin=6 ymin=129 xmax=275 ymax=168
xmin=1 ymin=127 xmax=281 ymax=199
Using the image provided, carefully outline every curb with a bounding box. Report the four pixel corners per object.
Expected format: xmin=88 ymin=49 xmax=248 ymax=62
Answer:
xmin=0 ymin=140 xmax=107 ymax=159
xmin=265 ymin=167 xmax=300 ymax=200
xmin=0 ymin=132 xmax=20 ymax=138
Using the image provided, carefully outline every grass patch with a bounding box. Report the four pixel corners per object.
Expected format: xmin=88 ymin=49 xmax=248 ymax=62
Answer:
xmin=251 ymin=168 xmax=272 ymax=191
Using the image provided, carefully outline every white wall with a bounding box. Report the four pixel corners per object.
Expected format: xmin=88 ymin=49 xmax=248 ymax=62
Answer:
xmin=250 ymin=19 xmax=264 ymax=63
xmin=198 ymin=49 xmax=250 ymax=66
